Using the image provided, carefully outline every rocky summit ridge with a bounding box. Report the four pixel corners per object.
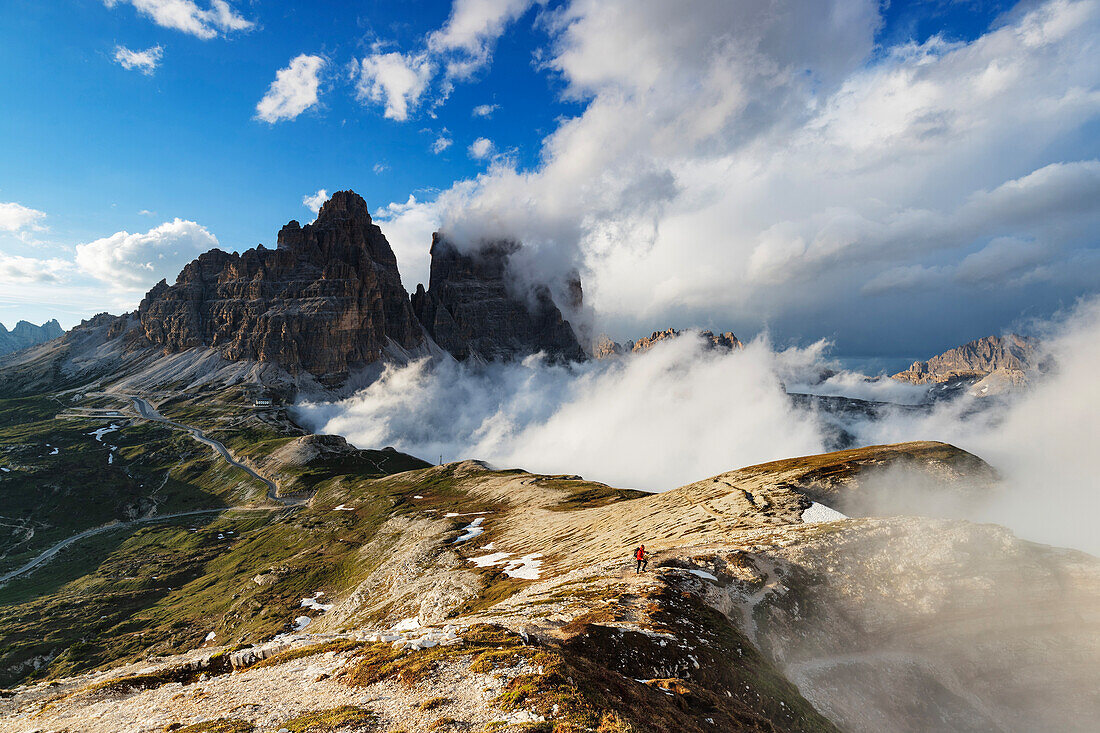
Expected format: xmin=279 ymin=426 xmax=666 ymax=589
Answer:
xmin=892 ymin=333 xmax=1036 ymax=385
xmin=412 ymin=235 xmax=586 ymax=363
xmin=0 ymin=319 xmax=63 ymax=357
xmin=136 ymin=192 xmax=424 ymax=385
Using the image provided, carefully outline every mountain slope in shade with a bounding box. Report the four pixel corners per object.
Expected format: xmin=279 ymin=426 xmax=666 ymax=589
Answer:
xmin=411 ymin=235 xmax=586 ymax=363
xmin=0 ymin=319 xmax=63 ymax=356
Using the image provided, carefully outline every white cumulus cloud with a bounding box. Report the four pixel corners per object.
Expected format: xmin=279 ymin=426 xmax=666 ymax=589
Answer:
xmin=0 ymin=202 xmax=46 ymax=232
xmin=375 ymin=0 xmax=1100 ymax=353
xmin=302 ymin=189 xmax=328 ymax=214
xmin=74 ymin=218 xmax=218 ymax=291
xmin=256 ymin=54 xmax=326 ymax=124
xmin=467 ymin=137 xmax=494 ymax=159
xmin=102 ymin=0 xmax=252 ymax=39
xmin=353 ymin=51 xmax=434 ymax=121
xmin=113 ymin=45 xmax=163 ymax=74
xmin=472 ymin=103 xmax=498 ymax=117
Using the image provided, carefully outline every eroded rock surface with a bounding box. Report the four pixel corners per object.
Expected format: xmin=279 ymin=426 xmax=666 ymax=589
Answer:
xmin=893 ymin=334 xmax=1036 ymax=385
xmin=136 ymin=191 xmax=423 ymax=384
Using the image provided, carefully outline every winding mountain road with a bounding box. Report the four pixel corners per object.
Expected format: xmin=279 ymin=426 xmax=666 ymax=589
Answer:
xmin=129 ymin=396 xmax=298 ymax=506
xmin=0 ymin=396 xmax=300 ymax=585
xmin=0 ymin=507 xmax=269 ymax=585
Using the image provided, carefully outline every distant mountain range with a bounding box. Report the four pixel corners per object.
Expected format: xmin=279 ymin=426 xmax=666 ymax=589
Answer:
xmin=0 ymin=319 xmax=63 ymax=356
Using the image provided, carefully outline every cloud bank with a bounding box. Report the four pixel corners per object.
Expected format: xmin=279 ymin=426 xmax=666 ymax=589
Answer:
xmin=373 ymin=0 xmax=1100 ymax=353
xmin=298 ymin=296 xmax=1100 ymax=555
xmin=74 ymin=218 xmax=217 ymax=292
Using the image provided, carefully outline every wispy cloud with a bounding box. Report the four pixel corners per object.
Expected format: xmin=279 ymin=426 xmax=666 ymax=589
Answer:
xmin=432 ymin=131 xmax=453 ymax=153
xmin=103 ymin=0 xmax=252 ymax=40
xmin=472 ymin=103 xmax=498 ymax=117
xmin=113 ymin=45 xmax=163 ymax=75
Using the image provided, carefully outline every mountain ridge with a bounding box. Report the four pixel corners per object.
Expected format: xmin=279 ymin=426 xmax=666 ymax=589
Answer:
xmin=0 ymin=319 xmax=63 ymax=357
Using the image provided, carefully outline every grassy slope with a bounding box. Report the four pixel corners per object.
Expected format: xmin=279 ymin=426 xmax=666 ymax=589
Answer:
xmin=0 ymin=395 xmax=269 ymax=574
xmin=0 ymin=389 xmax=429 ymax=685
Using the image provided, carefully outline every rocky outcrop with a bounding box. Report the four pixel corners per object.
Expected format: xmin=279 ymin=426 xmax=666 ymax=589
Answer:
xmin=594 ymin=328 xmax=743 ymax=358
xmin=893 ymin=334 xmax=1035 ymax=384
xmin=136 ymin=191 xmax=423 ymax=384
xmin=0 ymin=319 xmax=63 ymax=356
xmin=591 ymin=334 xmax=624 ymax=359
xmin=630 ymin=328 xmax=742 ymax=353
xmin=411 ymin=235 xmax=585 ymax=362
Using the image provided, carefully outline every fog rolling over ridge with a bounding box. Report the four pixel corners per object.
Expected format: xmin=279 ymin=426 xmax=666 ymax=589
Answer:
xmin=297 ymin=295 xmax=1100 ymax=556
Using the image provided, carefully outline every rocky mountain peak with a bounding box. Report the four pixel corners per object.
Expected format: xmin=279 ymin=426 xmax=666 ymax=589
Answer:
xmin=136 ymin=190 xmax=422 ymax=383
xmin=892 ymin=334 xmax=1036 ymax=385
xmin=412 ymin=234 xmax=586 ymax=362
xmin=594 ymin=328 xmax=743 ymax=358
xmin=0 ymin=318 xmax=64 ymax=356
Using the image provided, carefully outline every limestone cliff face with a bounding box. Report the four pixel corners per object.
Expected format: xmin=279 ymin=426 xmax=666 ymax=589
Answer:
xmin=137 ymin=191 xmax=423 ymax=383
xmin=411 ymin=235 xmax=586 ymax=362
xmin=0 ymin=319 xmax=63 ymax=356
xmin=892 ymin=334 xmax=1035 ymax=384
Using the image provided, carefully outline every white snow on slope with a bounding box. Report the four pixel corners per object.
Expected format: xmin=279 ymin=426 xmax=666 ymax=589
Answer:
xmin=467 ymin=551 xmax=544 ymax=580
xmin=301 ymin=592 xmax=334 ymax=612
xmin=88 ymin=424 xmax=120 ymax=442
xmin=801 ymin=502 xmax=848 ymax=523
xmin=686 ymin=569 xmax=719 ymax=581
xmin=454 ymin=517 xmax=485 ymax=543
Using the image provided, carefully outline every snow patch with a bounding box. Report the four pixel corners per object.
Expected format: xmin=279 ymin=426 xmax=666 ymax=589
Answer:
xmin=686 ymin=569 xmax=719 ymax=581
xmin=204 ymin=631 xmax=216 ymax=642
xmin=467 ymin=551 xmax=543 ymax=579
xmin=801 ymin=502 xmax=848 ymax=523
xmin=333 ymin=504 xmax=354 ymax=511
xmin=503 ymin=553 xmax=543 ymax=580
xmin=48 ymin=446 xmax=59 ymax=455
xmin=453 ymin=517 xmax=485 ymax=543
xmin=88 ymin=424 xmax=120 ymax=442
xmin=292 ymin=616 xmax=311 ymax=631
xmin=301 ymin=592 xmax=334 ymax=612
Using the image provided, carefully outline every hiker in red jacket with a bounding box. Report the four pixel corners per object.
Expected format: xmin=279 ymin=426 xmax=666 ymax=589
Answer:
xmin=634 ymin=545 xmax=648 ymax=573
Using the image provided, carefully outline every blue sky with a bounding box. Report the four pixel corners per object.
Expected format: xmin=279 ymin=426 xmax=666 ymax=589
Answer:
xmin=2 ymin=0 xmax=1098 ymax=362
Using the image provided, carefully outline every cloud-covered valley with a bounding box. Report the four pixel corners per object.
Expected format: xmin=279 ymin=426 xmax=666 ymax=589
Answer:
xmin=298 ymin=295 xmax=1100 ymax=556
